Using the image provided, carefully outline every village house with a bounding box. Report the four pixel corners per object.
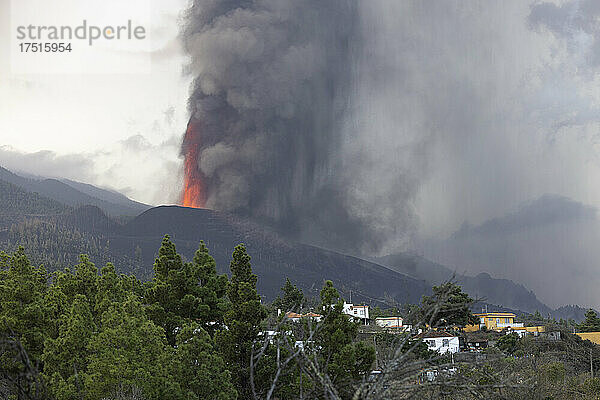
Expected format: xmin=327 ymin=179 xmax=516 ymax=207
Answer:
xmin=417 ymin=331 xmax=461 ymax=354
xmin=343 ymin=302 xmax=369 ymax=322
xmin=509 ymin=325 xmax=545 ymax=337
xmin=375 ymin=316 xmax=403 ymax=328
xmin=464 ymin=312 xmax=524 ymax=332
xmin=464 ymin=312 xmax=545 ymax=336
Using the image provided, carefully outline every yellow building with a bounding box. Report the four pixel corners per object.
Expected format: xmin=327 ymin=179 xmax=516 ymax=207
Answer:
xmin=464 ymin=312 xmax=545 ymax=335
xmin=464 ymin=312 xmax=522 ymax=332
xmin=575 ymin=332 xmax=600 ymax=345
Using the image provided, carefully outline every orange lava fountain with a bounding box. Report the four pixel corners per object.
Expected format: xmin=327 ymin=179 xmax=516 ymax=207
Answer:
xmin=181 ymin=119 xmax=206 ymax=208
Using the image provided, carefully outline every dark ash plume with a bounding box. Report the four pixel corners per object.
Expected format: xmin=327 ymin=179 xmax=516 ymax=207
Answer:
xmin=180 ymin=0 xmax=392 ymax=253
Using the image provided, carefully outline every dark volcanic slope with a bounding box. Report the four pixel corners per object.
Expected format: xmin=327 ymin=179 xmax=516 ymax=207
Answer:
xmin=113 ymin=206 xmax=431 ymax=304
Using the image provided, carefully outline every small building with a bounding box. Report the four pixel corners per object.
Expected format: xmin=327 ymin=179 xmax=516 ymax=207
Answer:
xmin=465 ymin=338 xmax=488 ymax=351
xmin=417 ymin=331 xmax=460 ymax=354
xmin=294 ymin=340 xmax=316 ymax=350
xmin=465 ymin=312 xmax=525 ymax=332
xmin=508 ymin=325 xmax=546 ymax=337
xmin=285 ymin=311 xmax=322 ymax=323
xmin=545 ymin=331 xmax=561 ymax=341
xmin=343 ymin=302 xmax=370 ymax=322
xmin=285 ymin=312 xmax=303 ymax=322
xmin=375 ymin=316 xmax=403 ymax=329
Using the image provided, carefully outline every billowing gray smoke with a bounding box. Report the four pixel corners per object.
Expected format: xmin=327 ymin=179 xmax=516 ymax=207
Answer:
xmin=181 ymin=0 xmax=600 ymax=263
xmin=181 ymin=0 xmax=417 ymax=254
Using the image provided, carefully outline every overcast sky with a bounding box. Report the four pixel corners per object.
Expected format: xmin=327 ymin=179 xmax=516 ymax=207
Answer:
xmin=2 ymin=0 xmax=600 ymax=244
xmin=0 ymin=0 xmax=191 ymax=205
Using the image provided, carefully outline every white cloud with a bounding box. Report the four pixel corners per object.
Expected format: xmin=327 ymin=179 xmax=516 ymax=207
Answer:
xmin=0 ymin=0 xmax=190 ymax=205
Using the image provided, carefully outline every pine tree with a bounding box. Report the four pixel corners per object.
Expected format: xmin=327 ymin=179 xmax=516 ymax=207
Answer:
xmin=314 ymin=280 xmax=375 ymax=399
xmin=145 ymin=236 xmax=229 ymax=344
xmin=0 ymin=247 xmax=49 ymax=364
xmin=42 ymin=294 xmax=96 ymax=399
xmin=579 ymin=309 xmax=600 ymax=332
xmin=273 ymin=278 xmax=304 ymax=312
xmin=216 ymin=244 xmax=267 ymax=400
xmin=85 ymin=297 xmax=180 ymax=400
xmin=54 ymin=255 xmax=99 ymax=313
xmin=95 ymin=262 xmax=142 ymax=317
xmin=420 ymin=282 xmax=476 ymax=328
xmin=171 ymin=323 xmax=237 ymax=400
xmin=192 ymin=240 xmax=229 ymax=335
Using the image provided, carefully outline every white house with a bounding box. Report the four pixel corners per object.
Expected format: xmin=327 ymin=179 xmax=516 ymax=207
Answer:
xmin=375 ymin=316 xmax=403 ymax=329
xmin=343 ymin=302 xmax=369 ymax=322
xmin=419 ymin=331 xmax=460 ymax=354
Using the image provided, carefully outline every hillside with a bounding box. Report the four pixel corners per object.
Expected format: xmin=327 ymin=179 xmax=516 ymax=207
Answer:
xmin=421 ymin=195 xmax=600 ymax=310
xmin=0 ymin=174 xmax=582 ymax=314
xmin=375 ymin=253 xmax=552 ymax=314
xmin=0 ymin=167 xmax=150 ymax=216
xmin=0 ymin=179 xmax=136 ymax=272
xmin=60 ymin=178 xmax=148 ymax=212
xmin=553 ymin=305 xmax=592 ymax=322
xmin=0 ymin=179 xmax=68 ymax=216
xmin=108 ymin=206 xmax=432 ymax=303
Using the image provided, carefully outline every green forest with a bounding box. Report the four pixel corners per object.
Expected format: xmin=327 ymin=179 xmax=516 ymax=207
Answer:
xmin=0 ymin=236 xmax=376 ymax=400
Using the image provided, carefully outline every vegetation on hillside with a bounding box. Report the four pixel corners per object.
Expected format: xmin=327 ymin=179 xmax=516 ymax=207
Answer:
xmin=2 ymin=219 xmax=137 ymax=276
xmin=0 ymin=180 xmax=68 ymax=216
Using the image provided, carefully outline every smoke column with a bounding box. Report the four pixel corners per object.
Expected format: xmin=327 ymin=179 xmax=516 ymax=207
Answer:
xmin=180 ymin=1 xmax=426 ymax=254
xmin=176 ymin=0 xmax=600 ymax=307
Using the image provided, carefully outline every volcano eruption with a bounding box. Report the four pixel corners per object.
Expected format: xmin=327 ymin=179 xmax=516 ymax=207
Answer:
xmin=178 ymin=0 xmax=420 ymax=254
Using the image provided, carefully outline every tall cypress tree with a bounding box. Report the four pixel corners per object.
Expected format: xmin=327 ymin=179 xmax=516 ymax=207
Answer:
xmin=217 ymin=244 xmax=267 ymax=400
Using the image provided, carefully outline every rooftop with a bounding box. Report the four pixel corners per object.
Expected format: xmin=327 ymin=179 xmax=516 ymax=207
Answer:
xmin=285 ymin=311 xmax=322 ymax=319
xmin=474 ymin=312 xmax=516 ymax=317
xmin=416 ymin=331 xmax=457 ymax=339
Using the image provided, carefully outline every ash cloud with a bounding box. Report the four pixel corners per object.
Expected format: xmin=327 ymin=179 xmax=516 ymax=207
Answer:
xmin=181 ymin=0 xmax=386 ymax=252
xmin=529 ymin=0 xmax=600 ymax=68
xmin=181 ymin=0 xmax=600 ymax=266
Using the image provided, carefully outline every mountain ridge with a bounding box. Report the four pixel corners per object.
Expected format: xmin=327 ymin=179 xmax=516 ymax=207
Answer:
xmin=0 ymin=169 xmax=588 ymax=318
xmin=0 ymin=166 xmax=149 ymax=216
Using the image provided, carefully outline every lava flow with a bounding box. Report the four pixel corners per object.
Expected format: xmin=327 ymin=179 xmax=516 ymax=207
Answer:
xmin=180 ymin=118 xmax=206 ymax=208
